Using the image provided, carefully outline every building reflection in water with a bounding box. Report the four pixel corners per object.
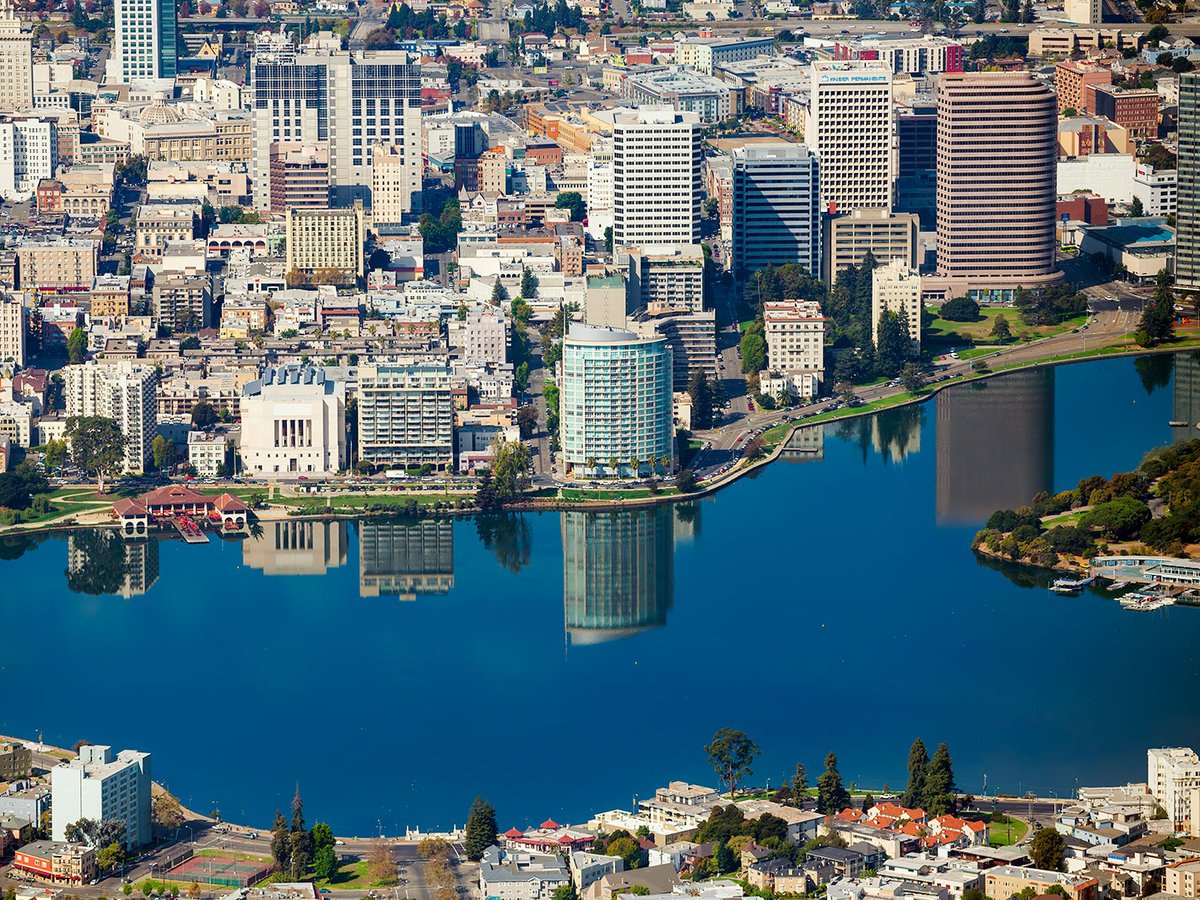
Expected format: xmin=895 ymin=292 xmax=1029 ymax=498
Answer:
xmin=562 ymin=507 xmax=674 ymax=647
xmin=830 ymin=405 xmax=924 ymax=466
xmin=358 ymin=519 xmax=454 ymax=599
xmin=779 ymin=423 xmax=825 ymax=463
xmin=243 ymin=520 xmax=349 ymax=576
xmin=936 ymin=368 xmax=1055 ymax=524
xmin=66 ymin=531 xmax=160 ymax=598
xmin=1172 ymin=352 xmax=1200 ymax=443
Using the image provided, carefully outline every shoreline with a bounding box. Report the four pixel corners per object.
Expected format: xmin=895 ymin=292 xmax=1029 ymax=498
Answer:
xmin=3 ymin=340 xmax=1197 ymax=540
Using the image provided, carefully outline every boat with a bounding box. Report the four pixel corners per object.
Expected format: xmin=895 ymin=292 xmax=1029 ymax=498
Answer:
xmin=1050 ymin=575 xmax=1094 ymax=594
xmin=1106 ymin=581 xmax=1130 ymax=591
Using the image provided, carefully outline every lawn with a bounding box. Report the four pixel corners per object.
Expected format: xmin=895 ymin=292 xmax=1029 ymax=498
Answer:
xmin=926 ymin=307 xmax=1088 ymax=347
xmin=986 ymin=813 xmax=1028 ymax=846
xmin=559 ymin=487 xmax=680 ymax=501
xmin=276 ymin=492 xmax=473 ymax=509
xmin=194 ymin=849 xmax=271 ymax=862
xmin=314 ymin=861 xmax=381 ymax=890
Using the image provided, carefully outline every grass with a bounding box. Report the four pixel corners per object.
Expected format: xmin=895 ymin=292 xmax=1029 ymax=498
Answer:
xmin=313 ymin=861 xmax=381 ymax=890
xmin=986 ymin=813 xmax=1028 ymax=847
xmin=559 ymin=487 xmax=680 ymax=501
xmin=193 ymin=849 xmax=271 ymax=862
xmin=1042 ymin=510 xmax=1086 ymax=528
xmin=926 ymin=307 xmax=1088 ymax=347
xmin=276 ymin=492 xmax=473 ymax=509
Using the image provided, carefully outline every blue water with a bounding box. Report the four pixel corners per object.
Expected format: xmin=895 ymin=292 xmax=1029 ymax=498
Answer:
xmin=1 ymin=354 xmax=1196 ymax=836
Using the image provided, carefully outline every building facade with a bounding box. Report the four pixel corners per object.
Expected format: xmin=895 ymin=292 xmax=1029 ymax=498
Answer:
xmin=63 ymin=363 xmax=157 ymax=473
xmin=285 ymin=203 xmax=366 ymax=280
xmin=871 ymin=259 xmax=922 ymax=354
xmin=1177 ymin=72 xmax=1200 ymax=289
xmin=730 ymin=142 xmax=821 ymax=277
xmin=0 ymin=0 xmax=32 ymax=113
xmin=357 ymin=364 xmax=454 ymax=469
xmin=108 ymin=0 xmax=177 ymax=82
xmin=239 ymin=366 xmax=347 ymax=477
xmin=0 ymin=292 xmax=24 ymax=365
xmin=268 ymin=142 xmax=330 ymax=212
xmin=806 ymin=61 xmax=893 ymax=213
xmin=611 ymin=107 xmax=701 ymax=250
xmin=50 ymin=745 xmax=152 ymax=847
xmin=559 ymin=323 xmax=674 ymax=479
xmin=823 ymin=209 xmax=919 ymax=284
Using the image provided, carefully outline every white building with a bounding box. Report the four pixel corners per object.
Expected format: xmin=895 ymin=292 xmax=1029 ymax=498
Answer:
xmin=64 ymin=362 xmax=157 ymax=474
xmin=1057 ymin=153 xmax=1137 ymax=204
xmin=763 ymin=299 xmax=827 ymax=384
xmin=569 ymin=852 xmax=623 ymax=893
xmin=187 ymin=429 xmax=226 ymax=477
xmin=806 ymin=61 xmax=894 ymax=213
xmin=107 ymin=0 xmax=176 ymax=83
xmin=50 ymin=745 xmax=152 ymax=847
xmin=1133 ymin=165 xmax=1177 ymax=216
xmin=1066 ymin=0 xmax=1103 ymax=24
xmin=465 ymin=309 xmax=509 ymax=364
xmin=371 ymin=141 xmax=423 ymax=229
xmin=0 ymin=0 xmax=32 ymax=113
xmin=871 ymin=259 xmax=922 ymax=354
xmin=250 ymin=49 xmax=423 ymax=210
xmin=357 ymin=364 xmax=454 ymax=469
xmin=586 ymin=137 xmax=614 ymax=242
xmin=480 ymin=847 xmax=570 ymax=900
xmin=1148 ymin=748 xmax=1200 ymax=829
xmin=239 ymin=366 xmax=347 ymax=477
xmin=611 ymin=107 xmax=701 ymax=250
xmin=0 ymin=119 xmax=54 ymax=198
xmin=0 ymin=292 xmax=24 ymax=365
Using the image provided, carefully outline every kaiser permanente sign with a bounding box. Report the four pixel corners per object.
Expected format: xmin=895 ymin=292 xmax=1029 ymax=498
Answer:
xmin=816 ymin=71 xmax=890 ymax=83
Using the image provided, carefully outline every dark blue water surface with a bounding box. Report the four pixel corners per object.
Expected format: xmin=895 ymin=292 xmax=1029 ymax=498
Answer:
xmin=2 ymin=354 xmax=1198 ymax=836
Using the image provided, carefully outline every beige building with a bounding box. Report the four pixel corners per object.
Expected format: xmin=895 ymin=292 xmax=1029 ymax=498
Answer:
xmin=823 ymin=209 xmax=919 ymax=284
xmin=983 ymin=867 xmax=1097 ymax=900
xmin=763 ymin=299 xmax=826 ymax=377
xmin=1165 ymin=859 xmax=1200 ymax=896
xmin=622 ymin=244 xmax=705 ymax=314
xmin=58 ymin=164 xmax=116 ymax=219
xmin=16 ymin=238 xmax=98 ymax=289
xmin=152 ymin=271 xmax=211 ymax=332
xmin=0 ymin=0 xmax=31 ymax=114
xmin=871 ymin=259 xmax=922 ymax=354
xmin=0 ymin=292 xmax=24 ymax=364
xmin=371 ymin=141 xmax=422 ymax=228
xmin=0 ymin=741 xmax=31 ymax=779
xmin=286 ymin=202 xmax=366 ymax=281
xmin=136 ymin=203 xmax=200 ymax=258
xmin=358 ymin=363 xmax=454 ymax=469
xmin=932 ymin=72 xmax=1060 ymax=299
xmin=240 ymin=365 xmax=347 ymax=477
xmin=91 ymin=274 xmax=131 ymax=318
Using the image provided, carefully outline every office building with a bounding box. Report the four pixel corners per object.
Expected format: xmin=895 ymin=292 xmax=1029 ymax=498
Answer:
xmin=833 ymin=35 xmax=964 ymax=76
xmin=675 ymin=35 xmax=776 ymax=75
xmin=285 ymin=202 xmax=366 ymax=281
xmin=560 ymin=324 xmax=674 ymax=480
xmin=250 ymin=49 xmax=422 ymax=210
xmin=152 ymin=271 xmax=211 ymax=332
xmin=933 ymin=72 xmax=1060 ymax=299
xmin=64 ymin=362 xmax=157 ymax=473
xmin=16 ymin=238 xmax=97 ymax=290
xmin=823 ymin=209 xmax=919 ymax=284
xmin=1133 ymin=164 xmax=1177 ymax=217
xmin=622 ymin=244 xmax=705 ymax=314
xmin=0 ymin=118 xmax=54 ymax=197
xmin=268 ymin=142 xmax=330 ymax=212
xmin=135 ymin=203 xmax=199 ymax=257
xmin=1149 ymin=748 xmax=1200 ymax=829
xmin=1176 ymin=72 xmax=1200 ymax=289
xmin=1090 ymin=84 xmax=1159 ymax=141
xmin=357 ymin=364 xmax=454 ymax=469
xmin=0 ymin=292 xmax=24 ymax=365
xmin=623 ymin=67 xmax=740 ymax=124
xmin=50 ymin=745 xmax=151 ymax=847
xmin=1065 ymin=0 xmax=1103 ymax=24
xmin=371 ymin=141 xmax=422 ymax=228
xmin=240 ymin=366 xmax=347 ymax=477
xmin=871 ymin=259 xmax=922 ymax=354
xmin=611 ymin=107 xmax=701 ymax=250
xmin=730 ymin=142 xmax=821 ymax=277
xmin=0 ymin=0 xmax=32 ymax=113
xmin=896 ymin=101 xmax=937 ymax=229
xmin=1055 ymin=61 xmax=1111 ymax=115
xmin=108 ymin=0 xmax=177 ymax=83
xmin=806 ymin=61 xmax=893 ymax=213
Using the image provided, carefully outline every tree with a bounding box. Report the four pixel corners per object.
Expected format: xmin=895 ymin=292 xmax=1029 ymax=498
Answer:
xmin=367 ymin=838 xmax=398 ymax=885
xmin=939 ymin=297 xmax=980 ymax=322
xmin=289 ymin=829 xmax=312 ymax=880
xmin=65 ymin=818 xmax=126 ymax=848
xmin=794 ymin=762 xmax=809 ymax=795
xmin=1130 ymin=196 xmax=1146 ymax=218
xmin=688 ymin=371 xmax=714 ymax=430
xmin=97 ymin=842 xmax=125 ymax=873
xmin=491 ymin=280 xmax=509 ymax=307
xmin=152 ymin=791 xmax=185 ymax=831
xmin=604 ymin=226 xmax=613 ymax=253
xmin=313 ymin=845 xmax=338 ymax=881
xmin=152 ymin=435 xmax=176 ymax=473
xmin=991 ymin=314 xmax=1013 ymax=342
xmin=607 ymin=836 xmax=642 ymax=870
xmin=876 ymin=311 xmax=912 ymax=377
xmin=552 ymin=885 xmax=580 ymax=900
xmin=705 ymin=728 xmax=760 ymax=799
xmin=271 ymin=810 xmax=291 ymax=874
xmin=555 ymin=190 xmax=586 ymax=222
xmin=715 ymin=841 xmax=736 ymax=874
xmin=66 ymin=416 xmax=124 ymax=492
xmin=490 ymin=438 xmax=532 ymax=502
xmin=465 ymin=797 xmax=498 ymax=860
xmin=1138 ymin=285 xmax=1176 ymax=346
xmin=191 ymin=401 xmax=218 ymax=428
xmin=923 ymin=742 xmax=957 ymax=816
xmin=520 ymin=265 xmax=539 ymax=299
xmin=740 ymin=324 xmax=766 ymax=374
xmin=817 ymin=752 xmax=851 ymax=814
xmin=901 ymin=363 xmax=926 ymax=394
xmin=67 ymin=327 xmax=88 ymax=364
xmin=44 ymin=439 xmax=67 ymax=475
xmin=1029 ymin=827 xmax=1067 ymax=871
xmin=0 ymin=464 xmax=48 ymax=511
xmin=901 ymin=739 xmax=929 ymax=810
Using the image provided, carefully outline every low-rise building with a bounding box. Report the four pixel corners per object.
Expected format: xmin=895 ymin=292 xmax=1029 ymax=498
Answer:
xmin=135 ymin=203 xmax=200 ymax=258
xmin=983 ymin=867 xmax=1098 ymax=900
xmin=12 ymin=842 xmax=97 ymax=885
xmin=239 ymin=366 xmax=347 ymax=477
xmin=480 ymin=846 xmax=570 ymax=900
xmin=0 ymin=742 xmax=32 ymax=780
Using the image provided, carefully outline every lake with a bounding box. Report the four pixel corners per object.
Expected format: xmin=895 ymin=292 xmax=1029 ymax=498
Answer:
xmin=1 ymin=353 xmax=1197 ymax=837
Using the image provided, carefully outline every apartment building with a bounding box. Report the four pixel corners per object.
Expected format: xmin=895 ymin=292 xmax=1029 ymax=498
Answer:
xmin=1149 ymin=747 xmax=1200 ymax=828
xmin=763 ymin=299 xmax=827 ymax=377
xmin=50 ymin=744 xmax=152 ymax=847
xmin=1178 ymin=72 xmax=1200 ymax=289
xmin=622 ymin=244 xmax=705 ymax=314
xmin=371 ymin=141 xmax=422 ymax=228
xmin=0 ymin=292 xmax=24 ymax=365
xmin=872 ymin=259 xmax=922 ymax=354
xmin=1055 ymin=61 xmax=1111 ymax=114
xmin=16 ymin=238 xmax=98 ymax=290
xmin=0 ymin=0 xmax=32 ymax=113
xmin=465 ymin=309 xmax=509 ymax=364
xmin=1090 ymin=84 xmax=1160 ymax=141
xmin=285 ymin=202 xmax=366 ymax=280
xmin=91 ymin=274 xmax=132 ymax=318
xmin=268 ymin=142 xmax=330 ymax=212
xmin=611 ymin=107 xmax=701 ymax=250
xmin=135 ymin=203 xmax=199 ymax=258
xmin=152 ymin=271 xmax=212 ymax=332
xmin=64 ymin=363 xmax=157 ymax=473
xmin=357 ymin=364 xmax=454 ymax=469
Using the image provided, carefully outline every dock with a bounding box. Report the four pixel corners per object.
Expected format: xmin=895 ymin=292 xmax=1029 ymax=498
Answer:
xmin=171 ymin=517 xmax=211 ymax=544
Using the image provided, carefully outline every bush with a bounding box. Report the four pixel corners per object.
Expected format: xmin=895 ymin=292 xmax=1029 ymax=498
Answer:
xmin=940 ymin=297 xmax=981 ymax=322
xmin=1044 ymin=526 xmax=1095 ymax=556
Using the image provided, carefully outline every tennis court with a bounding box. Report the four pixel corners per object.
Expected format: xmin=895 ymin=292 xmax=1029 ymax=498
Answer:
xmin=163 ymin=855 xmax=273 ymax=887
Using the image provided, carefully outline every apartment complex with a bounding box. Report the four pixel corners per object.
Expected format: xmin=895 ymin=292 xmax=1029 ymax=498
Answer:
xmin=16 ymin=238 xmax=98 ymax=290
xmin=806 ymin=61 xmax=893 ymax=213
xmin=50 ymin=744 xmax=152 ymax=847
xmin=249 ymin=48 xmax=422 ymax=210
xmin=622 ymin=244 xmax=705 ymax=314
xmin=285 ymin=203 xmax=366 ymax=280
xmin=933 ymin=72 xmax=1060 ymax=298
xmin=763 ymin=300 xmax=827 ymax=376
xmin=1148 ymin=747 xmax=1200 ymax=828
xmin=0 ymin=292 xmax=24 ymax=365
xmin=560 ymin=324 xmax=674 ymax=480
xmin=153 ymin=271 xmax=212 ymax=332
xmin=1176 ymin=73 xmax=1200 ymax=290
xmin=1090 ymin=84 xmax=1159 ymax=141
xmin=611 ymin=107 xmax=701 ymax=250
xmin=64 ymin=363 xmax=158 ymax=473
xmin=358 ymin=364 xmax=454 ymax=469
xmin=984 ymin=867 xmax=1098 ymax=900
xmin=108 ymin=0 xmax=176 ymax=82
xmin=730 ymin=143 xmax=821 ymax=277
xmin=0 ymin=741 xmax=31 ymax=780
xmin=135 ymin=203 xmax=199 ymax=258
xmin=240 ymin=366 xmax=347 ymax=477
xmin=91 ymin=274 xmax=132 ymax=318
xmin=872 ymin=259 xmax=922 ymax=354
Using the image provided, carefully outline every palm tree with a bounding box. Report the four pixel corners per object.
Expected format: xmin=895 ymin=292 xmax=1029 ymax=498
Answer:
xmin=586 ymin=456 xmax=598 ymax=474
xmin=608 ymin=456 xmax=619 ymax=477
xmin=659 ymin=454 xmax=671 ymax=472
xmin=629 ymin=456 xmax=641 ymax=476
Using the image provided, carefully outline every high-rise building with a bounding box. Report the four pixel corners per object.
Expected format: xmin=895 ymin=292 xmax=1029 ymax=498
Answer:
xmin=823 ymin=209 xmax=919 ymax=284
xmin=371 ymin=141 xmax=422 ymax=229
xmin=806 ymin=61 xmax=893 ymax=213
xmin=64 ymin=362 xmax=157 ymax=474
xmin=730 ymin=142 xmax=821 ymax=277
xmin=621 ymin=244 xmax=706 ymax=314
xmin=239 ymin=366 xmax=347 ymax=477
xmin=357 ymin=364 xmax=454 ymax=470
xmin=871 ymin=259 xmax=922 ymax=354
xmin=250 ymin=48 xmax=422 ymax=210
xmin=1176 ymin=73 xmax=1200 ymax=290
xmin=152 ymin=271 xmax=211 ymax=332
xmin=268 ymin=142 xmax=330 ymax=212
xmin=108 ymin=0 xmax=176 ymax=83
xmin=0 ymin=0 xmax=32 ymax=112
xmin=15 ymin=238 xmax=97 ymax=290
xmin=0 ymin=292 xmax=24 ymax=365
xmin=611 ymin=107 xmax=701 ymax=250
xmin=763 ymin=300 xmax=827 ymax=378
xmin=933 ymin=72 xmax=1060 ymax=299
xmin=1148 ymin=748 xmax=1200 ymax=829
xmin=285 ymin=202 xmax=365 ymax=281
xmin=50 ymin=745 xmax=152 ymax=847
xmin=560 ymin=324 xmax=674 ymax=480
xmin=1055 ymin=61 xmax=1111 ymax=115
xmin=896 ymin=100 xmax=937 ymax=230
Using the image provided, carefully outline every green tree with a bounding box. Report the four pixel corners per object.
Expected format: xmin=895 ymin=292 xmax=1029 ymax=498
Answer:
xmin=607 ymin=836 xmax=642 ymax=870
xmin=922 ymin=742 xmax=957 ymax=816
xmin=66 ymin=416 xmax=124 ymax=492
xmin=1029 ymin=827 xmax=1066 ymax=871
xmin=552 ymin=885 xmax=580 ymax=900
xmin=688 ymin=371 xmax=714 ymax=430
xmin=876 ymin=311 xmax=911 ymax=377
xmin=97 ymin=842 xmax=125 ymax=873
xmin=817 ymin=752 xmax=851 ymax=814
xmin=313 ymin=845 xmax=338 ymax=881
xmin=520 ymin=265 xmax=539 ymax=299
xmin=901 ymin=363 xmax=926 ymax=393
xmin=939 ymin=297 xmax=980 ymax=322
xmin=901 ymin=738 xmax=929 ymax=810
xmin=740 ymin=323 xmax=766 ymax=374
xmin=605 ymin=226 xmax=613 ymax=253
xmin=991 ymin=314 xmax=1013 ymax=342
xmin=1138 ymin=283 xmax=1176 ymax=346
xmin=191 ymin=400 xmax=218 ymax=428
xmin=794 ymin=762 xmax=809 ymax=794
xmin=555 ymin=190 xmax=586 ymax=221
xmin=491 ymin=280 xmax=510 ymax=307
xmin=490 ymin=438 xmax=532 ymax=502
xmin=44 ymin=438 xmax=67 ymax=474
xmin=715 ymin=841 xmax=736 ymax=874
xmin=1130 ymin=196 xmax=1145 ymax=218
xmin=311 ymin=822 xmax=334 ymax=852
xmin=67 ymin=327 xmax=88 ymax=364
xmin=271 ymin=810 xmax=291 ymax=874
xmin=151 ymin=435 xmax=175 ymax=472
xmin=465 ymin=797 xmax=498 ymax=860
xmin=705 ymin=727 xmax=760 ymax=799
